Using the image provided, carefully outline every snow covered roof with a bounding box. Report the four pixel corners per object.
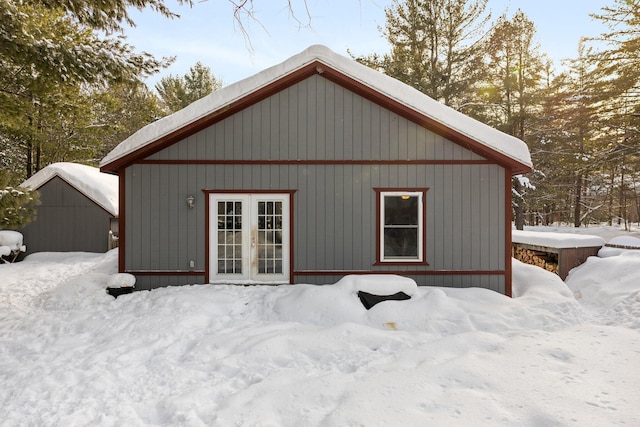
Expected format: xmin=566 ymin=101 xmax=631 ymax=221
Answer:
xmin=512 ymin=230 xmax=605 ymax=249
xmin=100 ymin=45 xmax=532 ymax=174
xmin=21 ymin=163 xmax=118 ymax=216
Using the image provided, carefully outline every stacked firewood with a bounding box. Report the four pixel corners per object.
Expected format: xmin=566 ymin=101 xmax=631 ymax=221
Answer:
xmin=513 ymin=246 xmax=559 ymax=274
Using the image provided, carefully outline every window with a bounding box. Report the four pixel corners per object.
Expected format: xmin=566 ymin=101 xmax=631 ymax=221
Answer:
xmin=375 ymin=189 xmax=427 ymax=264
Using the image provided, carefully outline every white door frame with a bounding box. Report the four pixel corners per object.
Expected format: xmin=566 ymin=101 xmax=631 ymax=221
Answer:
xmin=208 ymin=192 xmax=291 ymax=284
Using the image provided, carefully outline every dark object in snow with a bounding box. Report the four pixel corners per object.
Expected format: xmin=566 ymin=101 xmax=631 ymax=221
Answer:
xmin=106 ymin=287 xmax=134 ymax=298
xmin=357 ymin=291 xmax=411 ymax=310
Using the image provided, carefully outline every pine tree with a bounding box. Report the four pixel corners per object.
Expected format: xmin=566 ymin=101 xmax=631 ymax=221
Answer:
xmin=0 ymin=171 xmax=39 ymax=229
xmin=480 ymin=10 xmax=546 ymax=229
xmin=155 ymin=62 xmax=223 ymax=114
xmin=589 ymin=0 xmax=640 ymax=227
xmin=0 ymin=3 xmax=170 ymax=179
xmin=355 ymin=0 xmax=490 ymax=107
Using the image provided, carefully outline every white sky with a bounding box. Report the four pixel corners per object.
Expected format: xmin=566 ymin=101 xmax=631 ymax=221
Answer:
xmin=125 ymin=0 xmax=612 ymax=88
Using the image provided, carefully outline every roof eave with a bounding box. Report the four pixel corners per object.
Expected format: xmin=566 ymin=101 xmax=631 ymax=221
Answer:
xmin=100 ymin=53 xmax=532 ymax=175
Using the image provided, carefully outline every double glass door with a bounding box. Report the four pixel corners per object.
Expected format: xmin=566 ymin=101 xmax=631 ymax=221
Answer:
xmin=209 ymin=194 xmax=290 ymax=283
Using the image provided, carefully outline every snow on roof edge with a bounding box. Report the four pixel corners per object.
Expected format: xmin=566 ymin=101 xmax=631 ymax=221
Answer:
xmin=21 ymin=163 xmax=119 ymax=216
xmin=512 ymin=230 xmax=605 ymax=249
xmin=100 ymin=45 xmax=532 ymax=171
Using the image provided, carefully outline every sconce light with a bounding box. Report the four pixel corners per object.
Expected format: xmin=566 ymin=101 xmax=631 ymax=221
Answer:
xmin=186 ymin=195 xmax=195 ymax=209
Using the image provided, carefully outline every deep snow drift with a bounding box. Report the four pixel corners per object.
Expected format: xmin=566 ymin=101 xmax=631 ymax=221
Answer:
xmin=0 ymin=231 xmax=639 ymax=426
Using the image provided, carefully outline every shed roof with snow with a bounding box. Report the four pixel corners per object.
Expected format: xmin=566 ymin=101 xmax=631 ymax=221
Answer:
xmin=23 ymin=162 xmax=118 ymax=216
xmin=19 ymin=163 xmax=118 ymax=254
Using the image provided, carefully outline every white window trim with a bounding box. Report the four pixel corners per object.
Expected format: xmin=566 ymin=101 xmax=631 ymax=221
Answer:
xmin=379 ymin=191 xmax=424 ymax=263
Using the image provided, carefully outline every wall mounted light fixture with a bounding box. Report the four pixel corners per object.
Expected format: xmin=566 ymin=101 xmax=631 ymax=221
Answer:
xmin=186 ymin=195 xmax=195 ymax=209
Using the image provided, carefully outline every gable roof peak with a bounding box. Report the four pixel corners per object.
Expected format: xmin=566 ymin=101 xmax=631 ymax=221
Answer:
xmin=100 ymin=44 xmax=532 ymax=174
xmin=21 ymin=162 xmax=119 ymax=216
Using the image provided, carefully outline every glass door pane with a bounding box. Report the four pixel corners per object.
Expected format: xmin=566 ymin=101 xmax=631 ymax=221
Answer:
xmin=217 ymin=200 xmax=243 ymax=274
xmin=257 ymin=201 xmax=283 ymax=274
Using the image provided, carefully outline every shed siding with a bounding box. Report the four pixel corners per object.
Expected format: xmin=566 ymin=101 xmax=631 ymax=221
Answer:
xmin=20 ymin=177 xmax=112 ymax=254
xmin=146 ymin=75 xmax=485 ymax=162
xmin=125 ymin=163 xmax=505 ymax=292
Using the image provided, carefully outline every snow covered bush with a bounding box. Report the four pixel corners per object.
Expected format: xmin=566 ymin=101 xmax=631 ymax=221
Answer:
xmin=0 ymin=171 xmax=39 ymax=229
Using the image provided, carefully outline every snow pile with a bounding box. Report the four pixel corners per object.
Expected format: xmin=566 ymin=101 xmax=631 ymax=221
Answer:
xmin=607 ymin=235 xmax=640 ymax=248
xmin=107 ymin=273 xmax=137 ymax=288
xmin=21 ymin=162 xmax=118 ymax=216
xmin=566 ymin=251 xmax=640 ymax=329
xmin=0 ymin=230 xmax=25 ymax=251
xmin=0 ymin=240 xmax=639 ymax=425
xmin=0 ymin=230 xmax=26 ymax=258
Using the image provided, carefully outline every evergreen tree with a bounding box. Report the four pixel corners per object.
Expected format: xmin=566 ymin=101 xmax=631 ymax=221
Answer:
xmin=89 ymin=82 xmax=164 ymax=160
xmin=0 ymin=171 xmax=39 ymax=229
xmin=355 ymin=0 xmax=490 ymax=107
xmin=480 ymin=10 xmax=545 ymax=229
xmin=155 ymin=62 xmax=223 ymax=113
xmin=589 ymin=0 xmax=640 ymax=227
xmin=0 ymin=3 xmax=170 ymax=179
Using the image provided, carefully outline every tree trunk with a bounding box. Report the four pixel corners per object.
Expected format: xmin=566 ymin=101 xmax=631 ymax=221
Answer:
xmin=513 ymin=177 xmax=525 ymax=230
xmin=574 ymin=173 xmax=582 ymax=227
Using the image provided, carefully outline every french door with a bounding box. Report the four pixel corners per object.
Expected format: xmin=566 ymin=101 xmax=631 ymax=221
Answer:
xmin=209 ymin=193 xmax=290 ymax=283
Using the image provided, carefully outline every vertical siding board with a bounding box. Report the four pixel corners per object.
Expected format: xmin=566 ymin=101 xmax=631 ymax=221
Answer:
xmin=470 ymin=166 xmax=482 ymax=269
xmin=461 ymin=166 xmax=473 ymax=270
xmin=351 ymin=95 xmax=362 ymax=160
xmin=480 ymin=165 xmax=490 ymax=269
xmin=279 ymin=91 xmax=290 ymax=159
xmin=335 ymin=165 xmax=346 ymax=267
xmin=288 ymin=85 xmax=299 ymax=159
xmin=259 ymin=97 xmax=269 ymax=160
xmin=268 ymin=94 xmax=279 ymax=159
xmin=306 ymin=78 xmax=318 ymax=160
xmin=380 ymin=109 xmax=391 ymax=160
xmin=361 ymin=97 xmax=371 ymax=160
xmin=309 ymin=77 xmax=328 ymax=159
xmin=297 ymin=80 xmax=308 ymax=160
xmin=323 ymin=165 xmax=335 ymax=268
xmin=139 ymin=165 xmax=152 ymax=270
xmin=497 ymin=167 xmax=506 ymax=270
xmin=324 ymin=84 xmax=340 ymax=159
xmin=342 ymin=90 xmax=352 ymax=160
xmin=157 ymin=164 xmax=169 ymax=270
xmin=491 ymin=165 xmax=502 ymax=271
xmin=451 ymin=166 xmax=462 ymax=270
xmin=397 ymin=116 xmax=408 ymax=160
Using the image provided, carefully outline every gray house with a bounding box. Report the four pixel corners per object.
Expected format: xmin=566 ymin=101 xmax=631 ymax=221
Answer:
xmin=100 ymin=45 xmax=532 ymax=295
xmin=20 ymin=162 xmax=118 ymax=254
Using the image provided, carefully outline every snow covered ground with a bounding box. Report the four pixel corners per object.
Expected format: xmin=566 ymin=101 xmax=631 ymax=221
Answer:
xmin=1 ymin=227 xmax=639 ymax=426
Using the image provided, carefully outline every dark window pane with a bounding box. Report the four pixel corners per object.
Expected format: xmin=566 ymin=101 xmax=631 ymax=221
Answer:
xmin=383 ymin=227 xmax=418 ymax=257
xmin=384 ymin=196 xmax=418 ymax=225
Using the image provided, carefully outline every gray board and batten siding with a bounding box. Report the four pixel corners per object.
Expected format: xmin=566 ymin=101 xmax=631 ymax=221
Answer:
xmin=20 ymin=176 xmax=114 ymax=254
xmin=125 ymin=75 xmax=508 ymax=293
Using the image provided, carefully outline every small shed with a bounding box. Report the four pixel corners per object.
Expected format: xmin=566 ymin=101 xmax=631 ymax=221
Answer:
xmin=20 ymin=162 xmax=119 ymax=254
xmin=512 ymin=230 xmax=605 ymax=280
xmin=100 ymin=45 xmax=532 ymax=295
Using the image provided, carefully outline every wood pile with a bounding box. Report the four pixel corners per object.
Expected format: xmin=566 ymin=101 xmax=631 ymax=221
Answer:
xmin=513 ymin=246 xmax=559 ymax=274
